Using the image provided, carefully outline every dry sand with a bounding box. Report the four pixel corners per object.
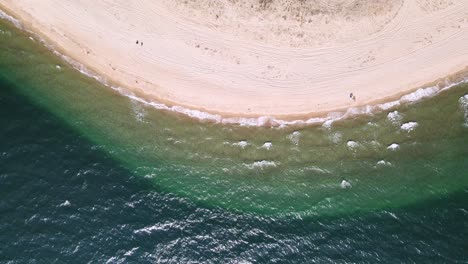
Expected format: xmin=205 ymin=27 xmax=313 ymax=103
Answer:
xmin=1 ymin=0 xmax=468 ymax=120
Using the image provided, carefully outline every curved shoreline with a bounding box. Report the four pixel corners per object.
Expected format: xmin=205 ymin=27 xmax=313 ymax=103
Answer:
xmin=1 ymin=1 xmax=468 ymax=126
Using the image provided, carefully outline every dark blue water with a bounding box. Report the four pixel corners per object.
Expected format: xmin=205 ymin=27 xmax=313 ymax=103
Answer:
xmin=1 ymin=72 xmax=468 ymax=263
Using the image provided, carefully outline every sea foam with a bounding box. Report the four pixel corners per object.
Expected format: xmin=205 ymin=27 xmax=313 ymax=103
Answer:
xmin=245 ymin=160 xmax=277 ymax=169
xmin=131 ymin=101 xmax=147 ymax=122
xmin=400 ymin=86 xmax=439 ymax=102
xmin=387 ymin=111 xmax=402 ymax=125
xmin=377 ymin=160 xmax=392 ymax=166
xmin=124 ymin=247 xmax=139 ymax=257
xmin=340 ymin=180 xmax=352 ymax=189
xmin=232 ymin=140 xmax=249 ymax=149
xmin=0 ymin=9 xmax=22 ymax=28
xmin=102 ymin=76 xmax=468 ymax=127
xmin=304 ymin=166 xmax=331 ymax=174
xmin=2 ymin=11 xmax=467 ymax=128
xmin=387 ymin=143 xmax=400 ymax=151
xmin=261 ymin=142 xmax=273 ymax=150
xmin=59 ymin=200 xmax=71 ymax=207
xmin=287 ymin=131 xmax=301 ymax=146
xmin=459 ymin=94 xmax=468 ymax=127
xmin=329 ymin=132 xmax=342 ymax=144
xmin=401 ymin=122 xmax=418 ymax=132
xmin=346 ymin=140 xmax=359 ymax=149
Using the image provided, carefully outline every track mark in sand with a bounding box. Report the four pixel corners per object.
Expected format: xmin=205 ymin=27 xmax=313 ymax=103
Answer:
xmin=162 ymin=0 xmax=404 ymax=48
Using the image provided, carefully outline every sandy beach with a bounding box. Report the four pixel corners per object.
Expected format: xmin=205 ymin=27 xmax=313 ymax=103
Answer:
xmin=1 ymin=0 xmax=468 ymax=120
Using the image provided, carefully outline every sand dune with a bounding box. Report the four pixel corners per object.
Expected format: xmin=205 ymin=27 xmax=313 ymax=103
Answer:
xmin=1 ymin=0 xmax=467 ymax=119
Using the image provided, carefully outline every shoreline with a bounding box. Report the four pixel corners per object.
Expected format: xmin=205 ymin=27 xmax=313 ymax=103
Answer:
xmin=1 ymin=1 xmax=468 ymax=126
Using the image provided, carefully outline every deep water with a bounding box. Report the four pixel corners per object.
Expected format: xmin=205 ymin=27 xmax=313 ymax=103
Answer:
xmin=1 ymin=78 xmax=468 ymax=263
xmin=1 ymin=17 xmax=468 ymax=263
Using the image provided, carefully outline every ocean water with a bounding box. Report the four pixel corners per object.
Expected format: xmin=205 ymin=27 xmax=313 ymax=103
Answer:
xmin=0 ymin=19 xmax=468 ymax=263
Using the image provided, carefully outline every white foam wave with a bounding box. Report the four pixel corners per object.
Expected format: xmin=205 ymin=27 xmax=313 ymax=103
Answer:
xmin=107 ymin=77 xmax=468 ymax=127
xmin=143 ymin=173 xmax=156 ymax=179
xmin=131 ymin=101 xmax=147 ymax=122
xmin=329 ymin=132 xmax=342 ymax=144
xmin=387 ymin=212 xmax=399 ymax=220
xmin=0 ymin=9 xmax=22 ymax=28
xmin=2 ymin=10 xmax=467 ymax=127
xmin=105 ymin=257 xmax=119 ymax=264
xmin=166 ymin=137 xmax=184 ymax=144
xmin=367 ymin=122 xmax=378 ymax=127
xmin=377 ymin=160 xmax=392 ymax=166
xmin=379 ymin=100 xmax=401 ymax=110
xmin=387 ymin=110 xmax=402 ymax=125
xmin=134 ymin=222 xmax=177 ymax=235
xmin=401 ymin=122 xmax=418 ymax=132
xmin=387 ymin=143 xmax=400 ymax=151
xmin=260 ymin=142 xmax=273 ymax=150
xmin=58 ymin=200 xmax=71 ymax=207
xmin=401 ymin=86 xmax=439 ymax=102
xmin=232 ymin=140 xmax=249 ymax=149
xmin=124 ymin=247 xmax=139 ymax=257
xmin=459 ymin=94 xmax=468 ymax=127
xmin=322 ymin=119 xmax=334 ymax=128
xmin=304 ymin=166 xmax=330 ymax=174
xmin=340 ymin=180 xmax=352 ymax=189
xmin=287 ymin=131 xmax=301 ymax=145
xmin=346 ymin=140 xmax=359 ymax=149
xmin=244 ymin=160 xmax=277 ymax=169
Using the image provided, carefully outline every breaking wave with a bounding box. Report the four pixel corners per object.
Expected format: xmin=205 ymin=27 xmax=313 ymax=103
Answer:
xmin=244 ymin=160 xmax=278 ymax=170
xmin=0 ymin=9 xmax=22 ymax=28
xmin=401 ymin=122 xmax=418 ymax=132
xmin=460 ymin=94 xmax=468 ymax=127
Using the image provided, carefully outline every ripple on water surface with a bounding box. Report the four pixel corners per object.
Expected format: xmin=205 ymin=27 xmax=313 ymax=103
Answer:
xmin=0 ymin=19 xmax=467 ymax=217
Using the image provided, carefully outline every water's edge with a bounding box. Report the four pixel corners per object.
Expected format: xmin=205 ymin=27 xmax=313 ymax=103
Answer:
xmin=1 ymin=8 xmax=467 ymax=127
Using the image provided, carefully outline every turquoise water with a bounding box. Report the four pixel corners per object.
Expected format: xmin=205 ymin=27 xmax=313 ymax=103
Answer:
xmin=1 ymin=19 xmax=468 ymax=262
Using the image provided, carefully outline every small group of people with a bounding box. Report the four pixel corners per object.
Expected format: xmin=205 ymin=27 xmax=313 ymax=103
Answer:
xmin=136 ymin=40 xmax=143 ymax=46
xmin=349 ymin=93 xmax=356 ymax=101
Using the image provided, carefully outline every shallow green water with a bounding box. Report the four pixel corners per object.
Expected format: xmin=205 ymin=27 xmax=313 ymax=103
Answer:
xmin=0 ymin=19 xmax=467 ymax=217
xmin=1 ymin=18 xmax=468 ymax=262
